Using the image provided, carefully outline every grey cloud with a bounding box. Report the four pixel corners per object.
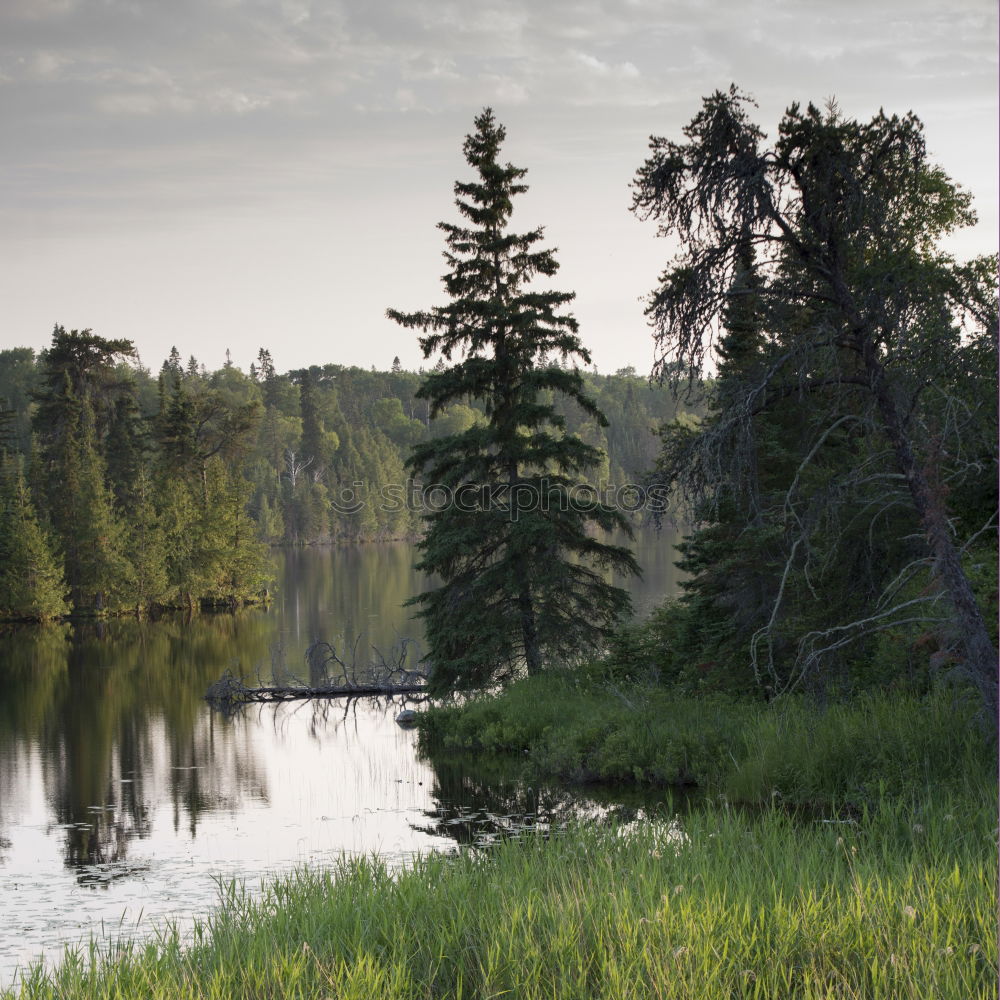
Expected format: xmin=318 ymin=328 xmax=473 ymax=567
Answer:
xmin=0 ymin=0 xmax=994 ymax=371
xmin=0 ymin=0 xmax=991 ymax=208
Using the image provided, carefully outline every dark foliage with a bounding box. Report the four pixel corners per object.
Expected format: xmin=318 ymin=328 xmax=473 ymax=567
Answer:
xmin=389 ymin=109 xmax=639 ymax=692
xmin=633 ymin=88 xmax=998 ymax=716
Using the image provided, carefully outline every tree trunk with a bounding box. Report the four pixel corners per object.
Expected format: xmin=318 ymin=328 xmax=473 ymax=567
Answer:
xmin=519 ymin=583 xmax=542 ymax=676
xmin=864 ymin=341 xmax=998 ymax=725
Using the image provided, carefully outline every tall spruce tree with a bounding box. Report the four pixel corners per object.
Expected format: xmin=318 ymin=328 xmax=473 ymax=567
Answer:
xmin=48 ymin=386 xmax=132 ymax=612
xmin=33 ymin=326 xmax=136 ymax=444
xmin=29 ymin=328 xmax=138 ymax=613
xmin=651 ymin=244 xmax=779 ymax=687
xmin=0 ymin=398 xmax=16 ymax=461
xmin=388 ymin=108 xmax=638 ymax=693
xmin=122 ymin=466 xmax=168 ymax=611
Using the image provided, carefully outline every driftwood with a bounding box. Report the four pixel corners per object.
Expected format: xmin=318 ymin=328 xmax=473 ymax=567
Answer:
xmin=205 ymin=673 xmax=427 ymax=705
xmin=205 ymin=637 xmax=429 ymax=714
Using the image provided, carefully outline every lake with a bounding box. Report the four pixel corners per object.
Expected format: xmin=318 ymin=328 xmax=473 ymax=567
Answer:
xmin=0 ymin=531 xmax=682 ymax=987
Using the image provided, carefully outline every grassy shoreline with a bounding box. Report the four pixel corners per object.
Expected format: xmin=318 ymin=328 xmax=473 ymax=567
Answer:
xmin=5 ymin=790 xmax=995 ymax=999
xmin=417 ymin=677 xmax=993 ymax=809
xmin=6 ymin=682 xmax=995 ymax=999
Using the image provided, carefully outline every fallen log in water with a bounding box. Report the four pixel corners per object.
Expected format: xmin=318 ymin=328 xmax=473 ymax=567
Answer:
xmin=205 ymin=638 xmax=429 ymax=714
xmin=205 ymin=671 xmax=427 ymax=709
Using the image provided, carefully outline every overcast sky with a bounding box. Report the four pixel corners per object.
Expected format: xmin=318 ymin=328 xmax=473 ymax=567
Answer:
xmin=1 ymin=0 xmax=996 ymax=376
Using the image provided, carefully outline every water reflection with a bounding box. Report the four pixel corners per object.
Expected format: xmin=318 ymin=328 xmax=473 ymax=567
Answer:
xmin=0 ymin=619 xmax=273 ymax=882
xmin=0 ymin=531 xmax=682 ymax=985
xmin=418 ymin=754 xmax=694 ymax=848
xmin=279 ymin=543 xmax=431 ymax=658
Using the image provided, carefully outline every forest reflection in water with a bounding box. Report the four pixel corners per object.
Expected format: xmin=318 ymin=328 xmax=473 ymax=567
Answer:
xmin=0 ymin=531 xmax=681 ymax=985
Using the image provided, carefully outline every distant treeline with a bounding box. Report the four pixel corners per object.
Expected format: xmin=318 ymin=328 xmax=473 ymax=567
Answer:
xmin=0 ymin=329 xmax=683 ymax=622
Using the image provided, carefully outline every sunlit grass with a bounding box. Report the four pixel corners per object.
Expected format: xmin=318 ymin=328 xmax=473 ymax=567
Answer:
xmin=6 ymin=788 xmax=996 ymax=999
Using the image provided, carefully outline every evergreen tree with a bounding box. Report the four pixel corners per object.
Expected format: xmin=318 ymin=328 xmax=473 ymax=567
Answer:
xmin=650 ymin=244 xmax=795 ymax=689
xmin=157 ymin=473 xmax=204 ymax=609
xmin=388 ymin=108 xmax=638 ymax=693
xmin=256 ymin=349 xmax=279 ymax=407
xmin=165 ymin=346 xmax=183 ymax=378
xmin=33 ymin=326 xmax=136 ymax=449
xmin=0 ymin=351 xmax=37 ymax=455
xmin=31 ymin=328 xmax=138 ymax=612
xmin=0 ymin=398 xmax=16 ymax=462
xmin=2 ymin=333 xmax=674 ymax=576
xmin=0 ymin=457 xmax=67 ymax=621
xmin=632 ymin=89 xmax=998 ymax=713
xmin=157 ymin=360 xmax=261 ymax=486
xmin=200 ymin=460 xmax=269 ymax=604
xmin=295 ymin=367 xmax=338 ymax=471
xmin=48 ymin=387 xmax=132 ymax=612
xmin=255 ymin=491 xmax=285 ymax=544
xmin=159 ymin=375 xmax=198 ymax=472
xmin=122 ymin=467 xmax=168 ymax=611
xmin=105 ymin=387 xmax=148 ymax=506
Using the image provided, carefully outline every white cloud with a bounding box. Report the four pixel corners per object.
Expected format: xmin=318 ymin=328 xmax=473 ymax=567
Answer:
xmin=574 ymin=52 xmax=641 ymax=79
xmin=576 ymin=52 xmax=611 ymax=74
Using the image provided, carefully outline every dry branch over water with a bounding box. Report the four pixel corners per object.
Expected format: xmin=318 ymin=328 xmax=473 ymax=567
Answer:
xmin=204 ymin=638 xmax=428 ymax=712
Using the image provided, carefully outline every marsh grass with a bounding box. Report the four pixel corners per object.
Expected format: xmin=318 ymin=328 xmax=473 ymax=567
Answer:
xmin=6 ymin=789 xmax=995 ymax=999
xmin=419 ymin=680 xmax=992 ymax=806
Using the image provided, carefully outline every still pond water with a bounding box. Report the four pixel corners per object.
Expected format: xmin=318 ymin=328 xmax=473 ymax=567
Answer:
xmin=0 ymin=532 xmax=681 ymax=986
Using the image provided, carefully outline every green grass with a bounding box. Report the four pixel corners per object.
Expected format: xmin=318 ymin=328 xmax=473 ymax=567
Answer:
xmin=8 ymin=686 xmax=994 ymax=998
xmin=418 ymin=678 xmax=993 ymax=807
xmin=6 ymin=790 xmax=995 ymax=999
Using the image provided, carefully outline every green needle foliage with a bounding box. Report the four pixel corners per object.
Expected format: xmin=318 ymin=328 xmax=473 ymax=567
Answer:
xmin=632 ymin=89 xmax=998 ymax=709
xmin=0 ymin=457 xmax=67 ymax=621
xmin=388 ymin=108 xmax=639 ymax=693
xmin=0 ymin=331 xmax=665 ymax=620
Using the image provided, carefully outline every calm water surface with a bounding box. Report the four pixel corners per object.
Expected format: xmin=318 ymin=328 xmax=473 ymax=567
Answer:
xmin=0 ymin=532 xmax=681 ymax=986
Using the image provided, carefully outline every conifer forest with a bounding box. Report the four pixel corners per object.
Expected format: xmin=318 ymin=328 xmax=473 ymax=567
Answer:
xmin=0 ymin=93 xmax=995 ymax=715
xmin=0 ymin=328 xmax=678 ymax=622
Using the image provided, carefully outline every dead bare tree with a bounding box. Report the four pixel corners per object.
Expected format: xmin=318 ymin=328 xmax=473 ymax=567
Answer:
xmin=283 ymin=449 xmax=313 ymax=488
